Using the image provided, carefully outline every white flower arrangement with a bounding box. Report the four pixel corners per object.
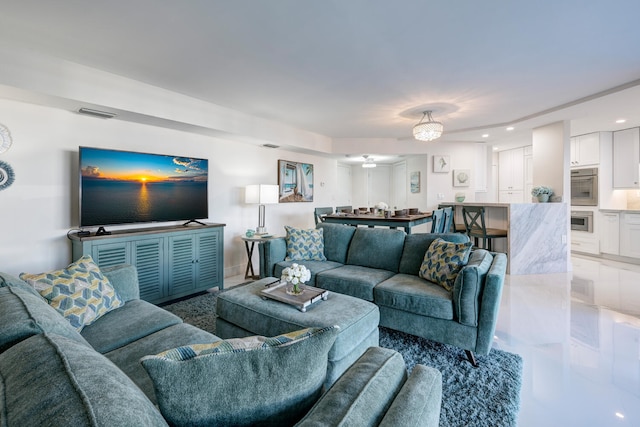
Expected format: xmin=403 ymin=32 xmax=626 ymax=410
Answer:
xmin=376 ymin=202 xmax=389 ymax=210
xmin=281 ymin=263 xmax=311 ymax=286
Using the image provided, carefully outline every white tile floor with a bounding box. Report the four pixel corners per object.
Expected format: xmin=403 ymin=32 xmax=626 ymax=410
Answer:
xmin=494 ymin=254 xmax=640 ymax=426
xmin=223 ymin=254 xmax=640 ymax=426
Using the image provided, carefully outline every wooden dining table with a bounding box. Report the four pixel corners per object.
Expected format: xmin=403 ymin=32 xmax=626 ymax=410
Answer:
xmin=321 ymin=212 xmax=432 ymax=234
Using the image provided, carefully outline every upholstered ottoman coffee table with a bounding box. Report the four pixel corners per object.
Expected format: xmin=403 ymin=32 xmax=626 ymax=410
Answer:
xmin=216 ymin=277 xmax=380 ymax=387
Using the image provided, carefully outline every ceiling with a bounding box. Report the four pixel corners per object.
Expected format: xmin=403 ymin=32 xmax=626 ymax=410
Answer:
xmin=2 ymin=0 xmax=640 ymax=162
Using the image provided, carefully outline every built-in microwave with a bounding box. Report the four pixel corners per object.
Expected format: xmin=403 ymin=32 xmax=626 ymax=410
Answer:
xmin=571 ymin=168 xmax=598 ymax=206
xmin=571 ymin=211 xmax=593 ymax=232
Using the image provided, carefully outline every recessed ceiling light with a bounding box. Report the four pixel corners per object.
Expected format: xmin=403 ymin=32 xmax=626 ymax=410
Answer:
xmin=616 ymin=119 xmax=626 ymax=124
xmin=482 ymin=134 xmax=489 ymax=138
xmin=506 ymin=126 xmax=515 ymax=131
xmin=615 ymin=412 xmax=625 ymax=419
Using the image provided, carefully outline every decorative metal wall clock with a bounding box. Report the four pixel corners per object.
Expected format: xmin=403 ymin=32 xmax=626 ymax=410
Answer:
xmin=0 ymin=160 xmax=15 ymax=191
xmin=0 ymin=124 xmax=12 ymax=154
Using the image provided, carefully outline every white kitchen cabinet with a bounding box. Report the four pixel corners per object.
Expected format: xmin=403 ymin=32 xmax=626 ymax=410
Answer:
xmin=498 ymin=190 xmax=524 ymax=203
xmin=599 ymin=212 xmax=620 ymax=255
xmin=571 ymin=231 xmax=599 ymax=255
xmin=524 ymin=147 xmax=533 ymax=202
xmin=620 ymin=213 xmax=640 ymax=258
xmin=498 ymin=147 xmax=524 ymax=202
xmin=570 ymin=133 xmax=600 ymax=167
xmin=613 ymin=128 xmax=640 ymax=188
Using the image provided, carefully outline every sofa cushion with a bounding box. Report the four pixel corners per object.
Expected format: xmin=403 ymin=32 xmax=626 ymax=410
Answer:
xmin=419 ymin=238 xmax=472 ymax=291
xmin=81 ymin=299 xmax=183 ymax=354
xmin=0 ymin=271 xmax=43 ymax=298
xmin=316 ymin=223 xmax=357 ymax=263
xmin=19 ymin=255 xmax=124 ymax=331
xmin=399 ymin=233 xmax=470 ymax=275
xmin=141 ymin=326 xmax=339 ymax=427
xmin=316 ymin=264 xmax=396 ymax=301
xmin=453 ymin=249 xmax=494 ymax=326
xmin=346 ymin=228 xmax=406 ymax=272
xmin=296 ymin=346 xmax=407 ymax=427
xmin=273 ymin=259 xmax=344 ymax=286
xmin=374 ymin=273 xmax=454 ymax=320
xmin=0 ymin=333 xmax=168 ymax=427
xmin=0 ymin=286 xmax=90 ymax=353
xmin=105 ymin=322 xmax=220 ymax=404
xmin=285 ymin=226 xmax=327 ymax=261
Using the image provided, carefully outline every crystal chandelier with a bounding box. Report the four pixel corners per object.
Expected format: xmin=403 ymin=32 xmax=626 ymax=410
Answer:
xmin=413 ymin=110 xmax=443 ymax=141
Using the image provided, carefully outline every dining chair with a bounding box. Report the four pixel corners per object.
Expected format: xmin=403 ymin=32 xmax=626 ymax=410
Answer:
xmin=314 ymin=207 xmax=334 ymax=225
xmin=335 ymin=205 xmax=353 ymax=214
xmin=430 ymin=208 xmax=445 ymax=233
xmin=441 ymin=206 xmax=454 ymax=233
xmin=462 ymin=206 xmax=507 ymax=251
xmin=438 ymin=203 xmax=465 ymax=232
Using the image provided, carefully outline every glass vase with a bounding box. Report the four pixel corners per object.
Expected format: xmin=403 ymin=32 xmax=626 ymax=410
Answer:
xmin=285 ymin=281 xmax=305 ymax=296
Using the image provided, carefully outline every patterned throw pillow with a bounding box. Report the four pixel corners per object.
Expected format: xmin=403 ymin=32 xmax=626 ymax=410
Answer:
xmin=155 ymin=327 xmax=331 ymax=361
xmin=19 ymin=255 xmax=124 ymax=331
xmin=419 ymin=238 xmax=472 ymax=291
xmin=285 ymin=225 xmax=327 ymax=261
xmin=140 ymin=326 xmax=340 ymax=427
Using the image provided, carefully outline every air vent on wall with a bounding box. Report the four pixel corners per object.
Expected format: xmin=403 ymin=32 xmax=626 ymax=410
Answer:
xmin=77 ymin=108 xmax=117 ymax=119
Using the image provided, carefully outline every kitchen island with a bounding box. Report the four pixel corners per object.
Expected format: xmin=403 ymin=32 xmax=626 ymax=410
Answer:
xmin=445 ymin=202 xmax=569 ymax=274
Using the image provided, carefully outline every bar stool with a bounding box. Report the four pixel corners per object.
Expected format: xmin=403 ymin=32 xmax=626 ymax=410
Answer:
xmin=462 ymin=206 xmax=507 ymax=251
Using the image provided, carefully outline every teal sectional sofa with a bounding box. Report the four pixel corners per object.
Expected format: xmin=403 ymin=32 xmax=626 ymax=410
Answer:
xmin=0 ymin=263 xmax=442 ymax=426
xmin=260 ymin=223 xmax=508 ymax=366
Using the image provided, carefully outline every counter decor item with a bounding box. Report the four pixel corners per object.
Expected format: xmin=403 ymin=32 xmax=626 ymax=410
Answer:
xmin=455 ymin=192 xmax=466 ymax=202
xmin=281 ymin=263 xmax=311 ymax=295
xmin=245 ymin=229 xmax=255 ymax=238
xmin=531 ymin=186 xmax=553 ymax=203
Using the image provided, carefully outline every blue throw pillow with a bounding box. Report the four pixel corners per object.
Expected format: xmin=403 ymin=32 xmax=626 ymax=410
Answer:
xmin=285 ymin=226 xmax=327 ymax=261
xmin=141 ymin=326 xmax=339 ymax=427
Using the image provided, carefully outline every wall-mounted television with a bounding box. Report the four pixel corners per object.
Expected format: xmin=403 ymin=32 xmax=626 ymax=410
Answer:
xmin=79 ymin=147 xmax=208 ymax=228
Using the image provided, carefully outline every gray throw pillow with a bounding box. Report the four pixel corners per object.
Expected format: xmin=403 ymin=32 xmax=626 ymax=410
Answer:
xmin=141 ymin=326 xmax=339 ymax=427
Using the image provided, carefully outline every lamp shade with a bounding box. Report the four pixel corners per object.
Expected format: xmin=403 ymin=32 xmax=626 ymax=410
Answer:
xmin=245 ymin=184 xmax=279 ymax=204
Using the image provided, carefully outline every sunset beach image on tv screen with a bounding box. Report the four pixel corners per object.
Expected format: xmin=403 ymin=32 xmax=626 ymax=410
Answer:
xmin=79 ymin=147 xmax=208 ymax=227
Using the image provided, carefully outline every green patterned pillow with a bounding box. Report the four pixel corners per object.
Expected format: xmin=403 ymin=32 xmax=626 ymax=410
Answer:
xmin=141 ymin=326 xmax=340 ymax=427
xmin=419 ymin=238 xmax=472 ymax=291
xmin=285 ymin=225 xmax=327 ymax=261
xmin=19 ymin=255 xmax=124 ymax=331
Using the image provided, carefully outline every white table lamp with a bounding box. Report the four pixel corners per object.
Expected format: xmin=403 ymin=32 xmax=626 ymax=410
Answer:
xmin=245 ymin=184 xmax=279 ymax=234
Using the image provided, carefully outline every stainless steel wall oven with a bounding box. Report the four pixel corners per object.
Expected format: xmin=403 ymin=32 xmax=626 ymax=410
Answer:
xmin=571 ymin=168 xmax=598 ymax=206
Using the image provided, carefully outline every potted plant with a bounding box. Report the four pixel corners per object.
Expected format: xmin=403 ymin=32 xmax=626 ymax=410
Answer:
xmin=531 ymin=186 xmax=553 ymax=203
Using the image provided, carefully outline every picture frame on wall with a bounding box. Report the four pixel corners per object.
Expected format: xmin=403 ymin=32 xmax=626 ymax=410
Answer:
xmin=410 ymin=171 xmax=420 ymax=193
xmin=433 ymin=155 xmax=450 ymax=173
xmin=453 ymin=169 xmax=471 ymax=187
xmin=278 ymin=160 xmax=314 ymax=202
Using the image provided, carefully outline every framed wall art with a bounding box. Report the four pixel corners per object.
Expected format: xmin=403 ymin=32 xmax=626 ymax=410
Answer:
xmin=278 ymin=160 xmax=314 ymax=202
xmin=433 ymin=155 xmax=450 ymax=173
xmin=410 ymin=171 xmax=420 ymax=193
xmin=453 ymin=169 xmax=471 ymax=187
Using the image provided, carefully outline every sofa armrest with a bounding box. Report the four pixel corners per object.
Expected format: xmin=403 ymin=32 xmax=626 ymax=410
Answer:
xmin=258 ymin=237 xmax=287 ymax=278
xmin=474 ymin=252 xmax=507 ymax=355
xmin=378 ymin=364 xmax=442 ymax=427
xmin=296 ymin=347 xmax=407 ymax=427
xmin=100 ymin=264 xmax=140 ymax=302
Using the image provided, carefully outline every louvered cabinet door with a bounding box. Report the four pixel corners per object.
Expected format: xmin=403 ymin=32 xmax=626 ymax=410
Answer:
xmin=196 ymin=231 xmax=221 ymax=290
xmin=132 ymin=238 xmax=165 ymax=302
xmin=90 ymin=242 xmax=130 ymax=267
xmin=168 ymin=235 xmax=197 ymax=296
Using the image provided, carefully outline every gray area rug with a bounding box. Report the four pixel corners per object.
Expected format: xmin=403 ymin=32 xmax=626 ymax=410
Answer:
xmin=163 ymin=288 xmax=522 ymax=427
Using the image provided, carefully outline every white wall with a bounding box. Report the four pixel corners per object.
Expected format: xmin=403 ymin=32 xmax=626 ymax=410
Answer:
xmin=0 ymin=98 xmax=338 ymax=277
